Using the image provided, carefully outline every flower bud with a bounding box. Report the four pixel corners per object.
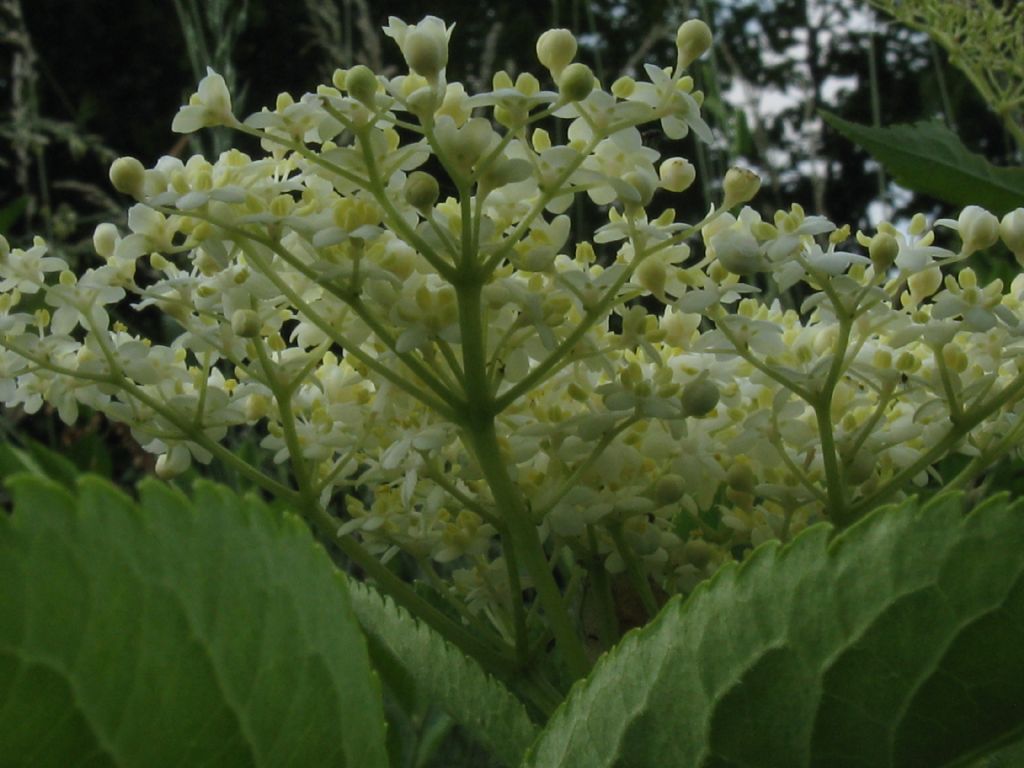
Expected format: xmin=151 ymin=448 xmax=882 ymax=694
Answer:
xmin=479 ymin=157 xmax=532 ymax=193
xmin=722 ymin=167 xmax=760 ymax=208
xmin=0 ymin=234 xmax=9 ymax=260
xmin=245 ymin=393 xmax=271 ymax=421
xmin=404 ymin=26 xmax=448 ymax=79
xmin=109 ymin=156 xmax=147 ymax=200
xmin=635 ymin=258 xmax=667 ymax=297
xmin=957 ymin=205 xmax=999 ymax=255
xmin=895 ymin=350 xmax=919 ymax=373
xmin=345 ymin=65 xmax=379 ymax=106
xmin=231 ymin=309 xmax=262 ymax=338
xmin=676 ymin=19 xmax=713 ymax=69
xmin=536 ymin=28 xmax=577 ymax=79
xmin=659 ymin=157 xmax=696 ymax=193
xmin=907 ymin=265 xmax=942 ymax=303
xmin=558 ymin=62 xmax=595 ymax=102
xmin=406 ymin=85 xmax=444 ymax=119
xmin=622 ymin=170 xmax=657 ymax=208
xmin=92 ymin=223 xmax=119 ymax=259
xmin=868 ymin=232 xmax=898 ymax=272
xmin=681 ymin=376 xmax=719 ymax=417
xmin=654 ymin=474 xmax=686 ymax=505
xmin=155 ymin=445 xmax=190 ymax=479
xmin=711 ymin=228 xmax=766 ymax=275
xmin=999 ymin=208 xmax=1024 ymax=266
xmin=403 ymin=171 xmax=440 ymax=211
xmin=725 ymin=462 xmax=755 ymax=494
xmin=611 ymin=76 xmax=635 ymax=99
xmin=684 ymin=539 xmax=714 ymax=568
xmin=942 ymin=342 xmax=968 ymax=373
xmin=171 ymin=69 xmax=235 ymax=133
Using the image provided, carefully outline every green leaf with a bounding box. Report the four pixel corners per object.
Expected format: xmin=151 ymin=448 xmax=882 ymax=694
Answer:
xmin=0 ymin=437 xmax=81 ymax=489
xmin=0 ymin=475 xmax=388 ymax=767
xmin=821 ymin=113 xmax=1024 ymax=216
xmin=523 ymin=493 xmax=1024 ymax=767
xmin=348 ymin=580 xmax=538 ymax=767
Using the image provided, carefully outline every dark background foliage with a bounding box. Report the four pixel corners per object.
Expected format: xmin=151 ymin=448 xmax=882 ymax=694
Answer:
xmin=4 ymin=0 xmax=1012 ymax=247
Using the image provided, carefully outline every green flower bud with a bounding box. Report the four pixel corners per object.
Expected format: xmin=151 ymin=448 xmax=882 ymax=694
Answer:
xmin=895 ymin=350 xmax=919 ymax=373
xmin=345 ymin=65 xmax=379 ymax=106
xmin=406 ymin=85 xmax=443 ymax=119
xmin=681 ymin=376 xmax=719 ymax=417
xmin=908 ymin=265 xmax=942 ymax=303
xmin=231 ymin=309 xmax=262 ymax=338
xmin=558 ymin=62 xmax=595 ymax=102
xmin=683 ymin=539 xmax=714 ymax=568
xmin=404 ymin=27 xmax=448 ymax=79
xmin=635 ymin=258 xmax=667 ymax=297
xmin=957 ymin=205 xmax=999 ymax=256
xmin=109 ymin=156 xmax=147 ymax=200
xmin=868 ymin=232 xmax=898 ymax=272
xmin=92 ymin=223 xmax=119 ymax=259
xmin=1001 ymin=208 xmax=1024 ymax=266
xmin=611 ymin=76 xmax=636 ymax=99
xmin=654 ymin=474 xmax=686 ymax=505
xmin=659 ymin=157 xmax=696 ymax=193
xmin=622 ymin=170 xmax=657 ymax=208
xmin=479 ymin=158 xmax=532 ymax=193
xmin=722 ymin=167 xmax=761 ymax=208
xmin=942 ymin=342 xmax=968 ymax=373
xmin=536 ymin=28 xmax=577 ymax=79
xmin=711 ymin=228 xmax=766 ymax=275
xmin=725 ymin=462 xmax=755 ymax=494
xmin=245 ymin=392 xmax=271 ymax=421
xmin=0 ymin=234 xmax=9 ymax=260
xmin=676 ymin=19 xmax=713 ymax=69
xmin=403 ymin=171 xmax=440 ymax=211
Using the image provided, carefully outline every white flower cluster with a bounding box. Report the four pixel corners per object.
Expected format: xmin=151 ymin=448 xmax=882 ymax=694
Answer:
xmin=3 ymin=16 xmax=1024 ymax=631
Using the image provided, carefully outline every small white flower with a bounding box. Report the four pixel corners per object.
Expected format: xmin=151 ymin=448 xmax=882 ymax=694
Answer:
xmin=383 ymin=16 xmax=454 ymax=81
xmin=0 ymin=238 xmax=66 ymax=294
xmin=171 ymin=68 xmax=237 ymax=133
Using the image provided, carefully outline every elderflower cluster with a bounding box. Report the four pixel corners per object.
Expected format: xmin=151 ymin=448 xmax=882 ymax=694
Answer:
xmin=3 ymin=16 xmax=1024 ymax=626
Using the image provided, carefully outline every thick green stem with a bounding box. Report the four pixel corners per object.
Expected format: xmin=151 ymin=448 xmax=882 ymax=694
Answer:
xmin=607 ymin=523 xmax=659 ymax=621
xmin=456 ymin=277 xmax=590 ymax=681
xmin=464 ymin=419 xmax=590 ymax=681
xmin=810 ymin=314 xmax=854 ymax=526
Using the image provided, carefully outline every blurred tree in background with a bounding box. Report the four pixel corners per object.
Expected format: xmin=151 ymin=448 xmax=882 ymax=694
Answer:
xmin=3 ymin=0 xmax=1011 ymax=252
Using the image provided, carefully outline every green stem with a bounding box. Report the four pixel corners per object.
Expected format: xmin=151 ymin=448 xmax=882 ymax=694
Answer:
xmin=534 ymin=416 xmax=637 ymax=519
xmin=455 ymin=274 xmax=590 ymax=679
xmin=715 ymin=321 xmax=814 ymax=403
xmin=586 ymin=525 xmax=619 ymax=650
xmin=848 ymin=368 xmax=1024 ymax=520
xmin=252 ymin=339 xmax=319 ymax=511
xmin=811 ymin=315 xmax=853 ymax=525
xmin=2 ymin=339 xmax=301 ymax=504
xmin=933 ymin=346 xmax=965 ymax=425
xmin=607 ymin=523 xmax=659 ymax=621
xmin=158 ymin=206 xmax=456 ymax=413
xmin=464 ymin=418 xmax=589 ymax=680
xmin=305 ymin=495 xmax=518 ymax=676
xmin=229 ymin=234 xmax=459 ymax=419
